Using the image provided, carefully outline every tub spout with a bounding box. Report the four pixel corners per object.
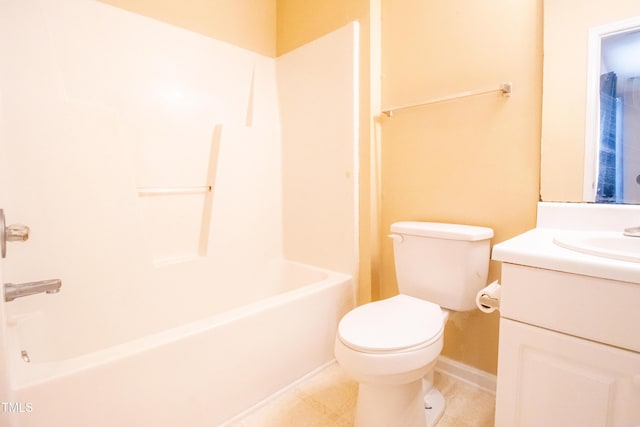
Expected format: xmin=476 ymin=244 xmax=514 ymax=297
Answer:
xmin=623 ymin=226 xmax=640 ymax=237
xmin=4 ymin=279 xmax=62 ymax=302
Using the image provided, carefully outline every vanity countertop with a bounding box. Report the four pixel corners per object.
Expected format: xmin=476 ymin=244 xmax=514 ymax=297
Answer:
xmin=492 ymin=227 xmax=640 ymax=284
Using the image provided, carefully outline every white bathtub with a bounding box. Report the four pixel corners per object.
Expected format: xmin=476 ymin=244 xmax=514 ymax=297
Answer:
xmin=3 ymin=261 xmax=354 ymax=427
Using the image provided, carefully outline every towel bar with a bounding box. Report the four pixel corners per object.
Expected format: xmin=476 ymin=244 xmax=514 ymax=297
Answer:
xmin=382 ymin=82 xmax=512 ymax=117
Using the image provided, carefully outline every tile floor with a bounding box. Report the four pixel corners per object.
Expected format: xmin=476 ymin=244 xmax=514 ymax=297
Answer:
xmin=229 ymin=362 xmax=495 ymax=427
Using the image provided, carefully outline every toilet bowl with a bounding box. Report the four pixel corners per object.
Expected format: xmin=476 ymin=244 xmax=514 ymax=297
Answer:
xmin=334 ymin=222 xmax=493 ymax=427
xmin=335 ymin=294 xmax=448 ymax=427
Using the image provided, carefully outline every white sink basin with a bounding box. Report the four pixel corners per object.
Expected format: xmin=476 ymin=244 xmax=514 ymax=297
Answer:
xmin=553 ymin=230 xmax=640 ymax=263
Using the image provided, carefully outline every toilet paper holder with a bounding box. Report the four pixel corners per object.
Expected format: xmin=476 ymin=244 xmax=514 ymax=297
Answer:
xmin=476 ymin=280 xmax=501 ymax=313
xmin=478 ymin=293 xmax=500 ymax=310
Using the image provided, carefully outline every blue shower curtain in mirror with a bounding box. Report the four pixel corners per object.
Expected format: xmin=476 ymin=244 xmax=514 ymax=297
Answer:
xmin=596 ymin=71 xmax=618 ymax=203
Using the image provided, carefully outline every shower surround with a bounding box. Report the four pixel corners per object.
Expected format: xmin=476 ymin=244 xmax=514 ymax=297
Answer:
xmin=0 ymin=1 xmax=358 ymax=425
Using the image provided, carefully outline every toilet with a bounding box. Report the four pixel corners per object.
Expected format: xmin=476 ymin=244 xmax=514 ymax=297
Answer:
xmin=335 ymin=221 xmax=493 ymax=427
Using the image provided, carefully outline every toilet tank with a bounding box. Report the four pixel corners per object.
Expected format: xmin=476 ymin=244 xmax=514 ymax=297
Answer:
xmin=390 ymin=222 xmax=493 ymax=311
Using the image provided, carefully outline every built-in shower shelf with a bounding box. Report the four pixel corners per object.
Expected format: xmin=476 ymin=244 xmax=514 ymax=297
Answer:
xmin=137 ymin=186 xmax=212 ymax=196
xmin=136 ymin=185 xmax=214 ymax=265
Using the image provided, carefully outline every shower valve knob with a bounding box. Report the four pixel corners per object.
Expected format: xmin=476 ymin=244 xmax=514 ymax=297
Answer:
xmin=6 ymin=224 xmax=29 ymax=242
xmin=0 ymin=209 xmax=30 ymax=258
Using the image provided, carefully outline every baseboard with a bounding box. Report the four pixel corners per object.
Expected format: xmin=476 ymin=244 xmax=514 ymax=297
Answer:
xmin=435 ymin=355 xmax=497 ymax=395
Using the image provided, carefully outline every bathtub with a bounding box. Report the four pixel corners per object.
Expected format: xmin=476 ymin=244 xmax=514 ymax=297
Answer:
xmin=3 ymin=261 xmax=354 ymax=427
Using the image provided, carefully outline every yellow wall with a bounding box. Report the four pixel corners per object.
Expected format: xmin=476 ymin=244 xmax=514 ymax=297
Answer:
xmin=276 ymin=0 xmax=368 ymax=56
xmin=381 ymin=0 xmax=542 ymax=374
xmin=98 ymin=0 xmax=276 ymax=57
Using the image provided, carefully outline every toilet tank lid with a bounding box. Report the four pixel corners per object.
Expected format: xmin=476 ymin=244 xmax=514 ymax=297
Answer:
xmin=391 ymin=222 xmax=493 ymax=241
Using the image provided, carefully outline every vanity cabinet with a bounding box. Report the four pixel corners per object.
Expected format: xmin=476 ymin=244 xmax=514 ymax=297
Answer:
xmin=494 ymin=263 xmax=640 ymax=427
xmin=496 ymin=317 xmax=640 ymax=426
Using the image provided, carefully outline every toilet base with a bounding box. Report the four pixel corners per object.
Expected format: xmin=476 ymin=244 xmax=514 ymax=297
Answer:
xmin=353 ymin=380 xmax=446 ymax=427
xmin=354 ymin=379 xmax=427 ymax=427
xmin=424 ymin=387 xmax=445 ymax=426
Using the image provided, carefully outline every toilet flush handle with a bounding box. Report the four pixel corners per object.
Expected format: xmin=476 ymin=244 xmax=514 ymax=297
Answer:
xmin=388 ymin=233 xmax=403 ymax=243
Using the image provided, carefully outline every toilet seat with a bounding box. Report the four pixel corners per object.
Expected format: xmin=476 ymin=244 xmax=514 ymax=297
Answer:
xmin=338 ymin=294 xmax=444 ymax=354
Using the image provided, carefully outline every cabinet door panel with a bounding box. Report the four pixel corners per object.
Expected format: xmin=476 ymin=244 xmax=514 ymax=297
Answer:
xmin=495 ymin=318 xmax=640 ymax=427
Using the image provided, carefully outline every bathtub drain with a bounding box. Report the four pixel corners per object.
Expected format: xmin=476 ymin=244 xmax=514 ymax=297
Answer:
xmin=20 ymin=350 xmax=30 ymax=363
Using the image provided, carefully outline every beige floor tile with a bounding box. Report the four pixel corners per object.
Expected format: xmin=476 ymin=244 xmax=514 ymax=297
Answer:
xmin=232 ymin=393 xmax=330 ymax=427
xmin=441 ymin=380 xmax=495 ymax=427
xmin=232 ymin=362 xmax=496 ymax=427
xmin=296 ymin=364 xmax=358 ymax=414
xmin=337 ymin=403 xmax=356 ymax=425
xmin=433 ymin=370 xmax=457 ymax=395
xmin=437 ymin=413 xmax=466 ymax=427
xmin=320 ymin=412 xmax=356 ymax=426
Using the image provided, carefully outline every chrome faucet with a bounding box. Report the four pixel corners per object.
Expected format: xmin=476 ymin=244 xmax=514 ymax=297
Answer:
xmin=0 ymin=209 xmax=61 ymax=302
xmin=623 ymin=226 xmax=640 ymax=237
xmin=4 ymin=279 xmax=62 ymax=302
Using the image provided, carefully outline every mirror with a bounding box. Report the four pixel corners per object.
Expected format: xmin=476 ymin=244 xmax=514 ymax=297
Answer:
xmin=584 ymin=17 xmax=640 ymax=204
xmin=540 ymin=1 xmax=640 ymax=204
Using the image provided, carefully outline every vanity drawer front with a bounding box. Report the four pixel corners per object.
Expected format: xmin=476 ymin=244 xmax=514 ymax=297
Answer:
xmin=500 ymin=263 xmax=640 ymax=352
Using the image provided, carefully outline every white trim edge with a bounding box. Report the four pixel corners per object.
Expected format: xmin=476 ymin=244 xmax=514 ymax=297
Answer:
xmin=435 ymin=355 xmax=497 ymax=395
xmin=219 ymin=360 xmax=337 ymax=426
